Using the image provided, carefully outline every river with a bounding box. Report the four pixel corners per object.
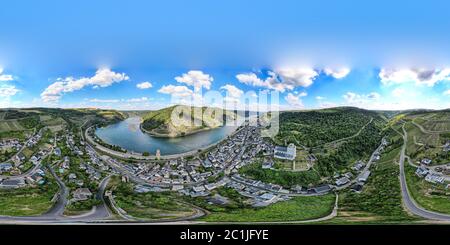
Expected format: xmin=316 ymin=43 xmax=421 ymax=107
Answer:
xmin=95 ymin=117 xmax=238 ymax=155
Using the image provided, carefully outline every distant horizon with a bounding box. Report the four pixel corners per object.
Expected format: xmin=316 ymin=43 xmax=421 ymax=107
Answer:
xmin=2 ymin=105 xmax=449 ymax=113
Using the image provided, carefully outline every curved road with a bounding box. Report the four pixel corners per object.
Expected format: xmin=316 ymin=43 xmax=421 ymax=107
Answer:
xmin=399 ymin=123 xmax=450 ymax=221
xmin=0 ymin=173 xmax=112 ymax=223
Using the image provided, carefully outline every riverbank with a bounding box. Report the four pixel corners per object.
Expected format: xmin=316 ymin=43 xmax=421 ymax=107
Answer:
xmin=85 ymin=123 xmax=245 ymax=160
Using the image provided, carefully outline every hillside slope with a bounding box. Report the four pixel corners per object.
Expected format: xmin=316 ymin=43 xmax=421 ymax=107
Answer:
xmin=275 ymin=107 xmax=385 ymax=147
xmin=140 ymin=105 xmax=238 ymax=137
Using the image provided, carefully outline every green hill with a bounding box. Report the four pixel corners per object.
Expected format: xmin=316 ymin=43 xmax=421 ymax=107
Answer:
xmin=275 ymin=107 xmax=385 ymax=147
xmin=141 ymin=105 xmax=239 ymax=137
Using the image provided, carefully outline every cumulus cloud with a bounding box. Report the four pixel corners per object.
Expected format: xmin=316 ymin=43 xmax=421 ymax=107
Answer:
xmin=285 ymin=92 xmax=307 ymax=107
xmin=0 ymin=68 xmax=14 ymax=82
xmin=220 ymin=84 xmax=244 ymax=104
xmin=379 ymin=68 xmax=450 ymax=86
xmin=236 ymin=68 xmax=318 ymax=92
xmin=0 ymin=85 xmax=19 ymax=97
xmin=158 ymin=85 xmax=194 ymax=98
xmin=89 ymin=97 xmax=150 ymax=104
xmin=324 ymin=67 xmax=351 ymax=79
xmin=175 ymin=70 xmax=213 ymax=92
xmin=443 ymin=90 xmax=450 ymax=96
xmin=220 ymin=84 xmax=243 ymax=98
xmin=392 ymin=88 xmax=406 ymax=97
xmin=136 ymin=81 xmax=152 ymax=89
xmin=276 ymin=68 xmax=317 ymax=88
xmin=343 ymin=91 xmax=380 ymax=105
xmin=41 ymin=68 xmax=129 ymax=102
xmin=89 ymin=98 xmax=120 ymax=103
xmin=126 ymin=97 xmax=149 ymax=103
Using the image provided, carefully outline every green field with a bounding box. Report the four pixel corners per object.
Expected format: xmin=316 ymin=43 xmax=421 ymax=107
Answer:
xmin=0 ymin=179 xmax=58 ymax=216
xmin=201 ymin=194 xmax=335 ymax=222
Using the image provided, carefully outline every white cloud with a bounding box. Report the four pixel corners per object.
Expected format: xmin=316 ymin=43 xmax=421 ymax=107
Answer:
xmin=0 ymin=68 xmax=14 ymax=82
xmin=220 ymin=84 xmax=244 ymax=98
xmin=315 ymin=96 xmax=325 ymax=100
xmin=89 ymin=98 xmax=120 ymax=103
xmin=158 ymin=85 xmax=194 ymax=98
xmin=343 ymin=92 xmax=360 ymax=103
xmin=379 ymin=68 xmax=450 ymax=86
xmin=236 ymin=68 xmax=318 ymax=92
xmin=136 ymin=81 xmax=152 ymax=89
xmin=367 ymin=92 xmax=381 ymax=100
xmin=89 ymin=97 xmax=150 ymax=104
xmin=275 ymin=68 xmax=317 ymax=88
xmin=285 ymin=92 xmax=307 ymax=107
xmin=175 ymin=70 xmax=213 ymax=92
xmin=41 ymin=68 xmax=129 ymax=102
xmin=343 ymin=91 xmax=380 ymax=105
xmin=443 ymin=90 xmax=450 ymax=96
xmin=324 ymin=67 xmax=351 ymax=79
xmin=392 ymin=88 xmax=406 ymax=97
xmin=126 ymin=97 xmax=149 ymax=103
xmin=0 ymin=85 xmax=19 ymax=97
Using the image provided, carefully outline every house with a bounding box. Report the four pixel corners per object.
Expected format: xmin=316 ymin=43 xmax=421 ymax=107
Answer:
xmin=352 ymin=161 xmax=365 ymax=171
xmin=415 ymin=166 xmax=429 ymax=177
xmin=262 ymin=160 xmax=274 ymax=169
xmin=274 ymin=143 xmax=296 ymax=160
xmin=350 ymin=183 xmax=364 ymax=193
xmin=72 ymin=188 xmax=93 ymax=201
xmin=0 ymin=178 xmax=26 ymax=187
xmin=358 ymin=170 xmax=371 ymax=182
xmin=192 ymin=185 xmax=206 ymax=192
xmin=335 ymin=176 xmax=350 ymax=186
xmin=309 ymin=184 xmax=332 ymax=194
xmin=425 ymin=173 xmax=444 ymax=184
xmin=172 ymin=185 xmax=184 ymax=191
xmin=0 ymin=163 xmax=13 ymax=172
xmin=207 ymin=194 xmax=230 ymax=205
xmin=421 ymin=158 xmax=432 ymax=165
xmin=54 ymin=148 xmax=61 ymax=156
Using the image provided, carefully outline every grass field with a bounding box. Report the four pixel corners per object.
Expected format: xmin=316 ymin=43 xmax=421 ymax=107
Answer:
xmin=0 ymin=178 xmax=58 ymax=216
xmin=201 ymin=194 xmax=335 ymax=222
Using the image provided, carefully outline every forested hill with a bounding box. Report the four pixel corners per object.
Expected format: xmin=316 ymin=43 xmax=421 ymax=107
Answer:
xmin=275 ymin=107 xmax=385 ymax=147
xmin=140 ymin=105 xmax=238 ymax=137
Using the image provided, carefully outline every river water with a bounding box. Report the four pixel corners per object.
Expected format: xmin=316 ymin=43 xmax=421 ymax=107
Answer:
xmin=95 ymin=117 xmax=238 ymax=155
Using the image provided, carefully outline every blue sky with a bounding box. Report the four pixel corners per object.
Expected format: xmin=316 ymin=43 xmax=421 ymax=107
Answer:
xmin=1 ymin=0 xmax=450 ymax=110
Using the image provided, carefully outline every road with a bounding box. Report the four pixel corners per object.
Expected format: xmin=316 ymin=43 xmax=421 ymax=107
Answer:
xmin=399 ymin=123 xmax=450 ymax=221
xmin=0 ymin=174 xmax=112 ymax=223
